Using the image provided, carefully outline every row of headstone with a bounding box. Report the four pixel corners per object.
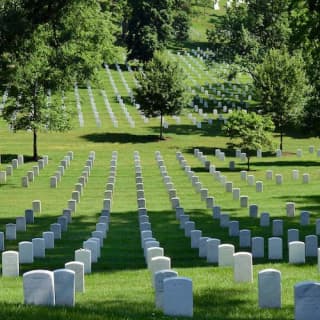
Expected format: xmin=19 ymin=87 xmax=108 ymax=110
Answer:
xmin=85 ymin=151 xmax=116 ymax=264
xmin=181 ymin=52 xmax=252 ymax=109
xmin=74 ymin=83 xmax=84 ymax=127
xmin=21 ymin=155 xmax=49 ymax=188
xmin=179 ymin=149 xmax=319 ymax=263
xmin=176 ymin=151 xmax=214 ymax=209
xmin=0 ymin=86 xmax=9 ymax=112
xmin=87 ymin=84 xmax=102 ymax=128
xmin=296 ymin=146 xmax=320 ymax=157
xmin=68 ymin=153 xmax=117 ymax=276
xmin=2 ymin=207 xmax=36 ymax=246
xmin=155 ymin=152 xmax=181 ymax=209
xmin=0 ymin=154 xmax=24 ymax=184
xmin=100 ymin=89 xmax=118 ymax=128
xmin=2 ymin=233 xmax=53 ymax=276
xmin=115 ymin=63 xmax=135 ymax=102
xmin=104 ymin=64 xmax=135 ymax=128
xmin=22 ymin=262 xmax=86 ymax=307
xmin=135 ymin=151 xmax=193 ymax=317
xmin=50 ymin=151 xmax=74 ymax=188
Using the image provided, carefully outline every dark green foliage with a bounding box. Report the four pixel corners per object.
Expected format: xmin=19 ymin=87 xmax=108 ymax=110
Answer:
xmin=0 ymin=0 xmax=119 ymax=159
xmin=126 ymin=0 xmax=174 ymax=61
xmin=289 ymin=0 xmax=320 ymax=136
xmin=173 ymin=11 xmax=191 ymax=41
xmin=134 ymin=52 xmax=190 ymax=139
xmin=253 ymin=48 xmax=310 ymax=150
xmin=206 ymin=0 xmax=291 ymax=65
xmin=222 ymin=110 xmax=275 ymax=170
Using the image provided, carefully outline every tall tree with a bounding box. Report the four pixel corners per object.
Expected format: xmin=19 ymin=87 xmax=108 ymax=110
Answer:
xmin=0 ymin=0 xmax=119 ymax=160
xmin=171 ymin=0 xmax=191 ymax=42
xmin=290 ymin=0 xmax=320 ymax=136
xmin=206 ymin=0 xmax=292 ymax=66
xmin=253 ymin=48 xmax=310 ymax=150
xmin=222 ymin=111 xmax=275 ymax=171
xmin=134 ymin=52 xmax=190 ymax=139
xmin=126 ymin=0 xmax=174 ymax=61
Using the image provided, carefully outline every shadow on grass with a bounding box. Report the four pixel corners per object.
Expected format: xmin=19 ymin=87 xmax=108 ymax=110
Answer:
xmin=0 ymin=213 xmax=102 ymax=272
xmin=276 ymin=195 xmax=320 ymax=213
xmin=183 ymin=146 xmax=275 ymax=158
xmin=150 ymin=121 xmax=223 ymax=138
xmin=0 ymin=300 xmax=159 ymax=320
xmin=0 ymin=289 xmax=293 ymax=320
xmin=1 ymin=204 xmax=319 ymax=274
xmin=253 ymin=160 xmax=320 ymax=167
xmin=0 ymin=154 xmax=36 ymax=164
xmin=80 ymin=133 xmax=160 ymax=144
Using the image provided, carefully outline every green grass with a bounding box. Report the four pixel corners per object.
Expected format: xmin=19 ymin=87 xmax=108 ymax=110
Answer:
xmin=1 ymin=12 xmax=320 ymax=318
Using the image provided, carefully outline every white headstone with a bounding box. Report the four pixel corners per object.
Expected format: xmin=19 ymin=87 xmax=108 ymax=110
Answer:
xmin=289 ymin=241 xmax=305 ymax=264
xmin=32 ymin=238 xmax=45 ymax=258
xmin=286 ymin=202 xmax=295 ymax=217
xmin=32 ymin=200 xmax=41 ymax=214
xmin=23 ymin=270 xmax=55 ymax=306
xmin=54 ymin=269 xmax=75 ymax=306
xmin=258 ymin=269 xmax=281 ymax=308
xmin=83 ymin=240 xmax=98 ymax=263
xmin=295 ymin=281 xmax=320 ymax=320
xmin=19 ymin=241 xmax=34 ymax=264
xmin=163 ymin=277 xmax=193 ymax=317
xmin=268 ymin=237 xmax=283 ymax=260
xmin=65 ymin=261 xmax=85 ymax=293
xmin=150 ymin=256 xmax=171 ymax=287
xmin=2 ymin=250 xmax=19 ymax=277
xmin=146 ymin=247 xmax=164 ymax=269
xmin=218 ymin=244 xmax=234 ymax=267
xmin=233 ymin=252 xmax=253 ymax=283
xmin=16 ymin=216 xmax=26 ymax=232
xmin=5 ymin=223 xmax=16 ymax=240
xmin=42 ymin=231 xmax=54 ymax=249
xmin=75 ymin=249 xmax=91 ymax=274
xmin=154 ymin=269 xmax=178 ymax=309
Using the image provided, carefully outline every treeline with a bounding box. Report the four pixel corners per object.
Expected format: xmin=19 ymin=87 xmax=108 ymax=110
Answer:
xmin=206 ymin=0 xmax=320 ymax=137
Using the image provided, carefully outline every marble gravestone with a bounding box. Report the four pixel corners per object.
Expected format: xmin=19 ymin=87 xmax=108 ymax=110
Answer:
xmin=163 ymin=277 xmax=193 ymax=317
xmin=23 ymin=270 xmax=55 ymax=306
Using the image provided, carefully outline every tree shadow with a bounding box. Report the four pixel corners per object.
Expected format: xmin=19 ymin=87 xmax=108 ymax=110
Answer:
xmin=253 ymin=161 xmax=320 ymax=167
xmin=0 ymin=154 xmax=35 ymax=164
xmin=80 ymin=133 xmax=160 ymax=144
xmin=150 ymin=122 xmax=223 ymax=138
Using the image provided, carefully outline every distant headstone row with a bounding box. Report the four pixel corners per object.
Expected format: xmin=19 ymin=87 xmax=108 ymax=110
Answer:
xmin=21 ymin=155 xmax=49 ymax=188
xmin=50 ymin=151 xmax=74 ymax=188
xmin=136 ymin=151 xmax=193 ymax=317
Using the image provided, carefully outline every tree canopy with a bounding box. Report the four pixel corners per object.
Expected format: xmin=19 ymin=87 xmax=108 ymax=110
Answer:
xmin=222 ymin=110 xmax=275 ymax=171
xmin=253 ymin=48 xmax=310 ymax=150
xmin=0 ymin=0 xmax=119 ymax=159
xmin=134 ymin=51 xmax=190 ymax=139
xmin=125 ymin=0 xmax=174 ymax=61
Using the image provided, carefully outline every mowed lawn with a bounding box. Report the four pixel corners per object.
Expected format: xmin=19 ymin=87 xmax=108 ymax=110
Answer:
xmin=1 ymin=51 xmax=320 ymax=319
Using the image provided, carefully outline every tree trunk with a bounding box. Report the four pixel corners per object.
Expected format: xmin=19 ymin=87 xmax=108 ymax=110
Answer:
xmin=33 ymin=128 xmax=38 ymax=161
xmin=279 ymin=116 xmax=284 ymax=151
xmin=247 ymin=156 xmax=250 ymax=171
xmin=159 ymin=113 xmax=164 ymax=140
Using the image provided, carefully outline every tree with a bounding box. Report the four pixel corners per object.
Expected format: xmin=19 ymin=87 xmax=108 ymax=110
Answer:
xmin=172 ymin=11 xmax=191 ymax=41
xmin=0 ymin=0 xmax=119 ymax=160
xmin=134 ymin=52 xmax=190 ymax=140
xmin=1 ymin=26 xmax=72 ymax=160
xmin=253 ymin=48 xmax=310 ymax=150
xmin=126 ymin=0 xmax=174 ymax=61
xmin=222 ymin=111 xmax=275 ymax=171
xmin=206 ymin=0 xmax=292 ymax=67
xmin=289 ymin=0 xmax=320 ymax=136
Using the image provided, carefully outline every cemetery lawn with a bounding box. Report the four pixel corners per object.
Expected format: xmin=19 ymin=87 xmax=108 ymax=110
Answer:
xmin=1 ymin=47 xmax=320 ymax=319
